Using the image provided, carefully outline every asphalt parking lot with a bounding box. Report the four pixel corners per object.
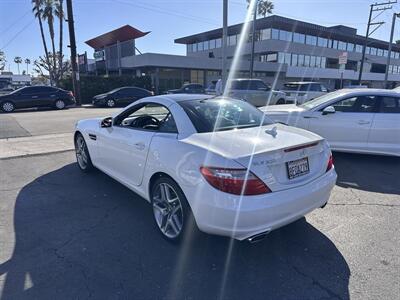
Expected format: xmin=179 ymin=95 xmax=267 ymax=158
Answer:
xmin=0 ymin=108 xmax=399 ymax=300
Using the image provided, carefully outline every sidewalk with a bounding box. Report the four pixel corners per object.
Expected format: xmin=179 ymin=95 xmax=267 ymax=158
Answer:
xmin=0 ymin=133 xmax=74 ymax=159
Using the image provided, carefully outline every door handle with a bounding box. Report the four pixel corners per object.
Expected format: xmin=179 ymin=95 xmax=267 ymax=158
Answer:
xmin=358 ymin=120 xmax=370 ymax=125
xmin=133 ymin=142 xmax=145 ymax=150
xmin=32 ymin=96 xmax=38 ymax=98
xmin=303 ymin=116 xmax=318 ymax=119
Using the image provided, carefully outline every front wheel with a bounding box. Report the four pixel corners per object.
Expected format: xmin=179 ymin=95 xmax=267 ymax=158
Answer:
xmin=151 ymin=177 xmax=195 ymax=243
xmin=106 ymin=99 xmax=116 ymax=108
xmin=54 ymin=99 xmax=66 ymax=110
xmin=74 ymin=133 xmax=94 ymax=172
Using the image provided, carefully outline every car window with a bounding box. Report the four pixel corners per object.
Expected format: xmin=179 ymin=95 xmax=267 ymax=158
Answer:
xmin=379 ymin=96 xmax=400 ymax=113
xmin=310 ymin=84 xmax=322 ymax=92
xmin=299 ymin=84 xmax=311 ymax=91
xmin=116 ymin=103 xmax=178 ymax=133
xmin=179 ymin=98 xmax=273 ymax=133
xmin=19 ymin=87 xmax=45 ymax=95
xmin=332 ymin=95 xmax=378 ymax=113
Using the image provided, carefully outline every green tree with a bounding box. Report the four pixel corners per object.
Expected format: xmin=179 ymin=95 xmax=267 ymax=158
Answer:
xmin=14 ymin=56 xmax=23 ymax=74
xmin=246 ymin=0 xmax=274 ymax=17
xmin=396 ymin=40 xmax=400 ymax=45
xmin=41 ymin=0 xmax=57 ymax=80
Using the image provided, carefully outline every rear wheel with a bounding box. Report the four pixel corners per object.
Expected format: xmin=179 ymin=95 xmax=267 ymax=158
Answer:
xmin=106 ymin=99 xmax=116 ymax=108
xmin=151 ymin=177 xmax=195 ymax=242
xmin=54 ymin=99 xmax=66 ymax=110
xmin=74 ymin=133 xmax=94 ymax=172
xmin=1 ymin=101 xmax=15 ymax=113
xmin=276 ymin=98 xmax=286 ymax=105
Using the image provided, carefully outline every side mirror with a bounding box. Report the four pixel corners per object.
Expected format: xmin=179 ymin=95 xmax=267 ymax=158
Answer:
xmin=101 ymin=117 xmax=113 ymax=128
xmin=322 ymin=106 xmax=335 ymax=115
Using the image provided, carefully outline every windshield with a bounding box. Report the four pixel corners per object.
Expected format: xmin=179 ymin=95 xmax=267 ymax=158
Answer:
xmin=299 ymin=90 xmax=345 ymax=109
xmin=179 ymin=98 xmax=274 ymax=133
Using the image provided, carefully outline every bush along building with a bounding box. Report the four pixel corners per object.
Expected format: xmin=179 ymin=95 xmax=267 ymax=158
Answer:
xmin=81 ymin=15 xmax=400 ymax=93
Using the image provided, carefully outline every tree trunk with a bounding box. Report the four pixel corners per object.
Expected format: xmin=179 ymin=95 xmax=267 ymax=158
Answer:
xmin=36 ymin=6 xmax=53 ymax=85
xmin=48 ymin=17 xmax=57 ymax=86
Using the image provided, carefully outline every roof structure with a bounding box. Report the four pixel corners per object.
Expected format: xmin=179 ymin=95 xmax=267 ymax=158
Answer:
xmin=86 ymin=25 xmax=150 ymax=49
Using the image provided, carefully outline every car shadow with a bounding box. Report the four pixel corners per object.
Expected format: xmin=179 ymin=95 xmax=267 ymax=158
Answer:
xmin=0 ymin=163 xmax=350 ymax=300
xmin=333 ymin=152 xmax=400 ymax=194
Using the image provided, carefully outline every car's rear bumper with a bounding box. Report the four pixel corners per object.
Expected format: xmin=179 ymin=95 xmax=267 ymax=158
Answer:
xmin=189 ymin=169 xmax=337 ymax=241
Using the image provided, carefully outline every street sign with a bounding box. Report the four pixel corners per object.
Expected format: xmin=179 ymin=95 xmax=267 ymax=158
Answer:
xmin=339 ymin=52 xmax=348 ymax=65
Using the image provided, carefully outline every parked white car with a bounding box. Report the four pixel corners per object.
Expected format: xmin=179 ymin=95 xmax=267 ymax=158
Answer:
xmin=282 ymin=82 xmax=329 ymax=104
xmin=74 ymin=95 xmax=337 ymax=242
xmin=227 ymin=79 xmax=286 ymax=107
xmin=260 ymin=89 xmax=400 ymax=157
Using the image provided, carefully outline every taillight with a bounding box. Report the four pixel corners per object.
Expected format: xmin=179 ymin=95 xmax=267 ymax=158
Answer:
xmin=200 ymin=166 xmax=271 ymax=195
xmin=326 ymin=154 xmax=334 ymax=172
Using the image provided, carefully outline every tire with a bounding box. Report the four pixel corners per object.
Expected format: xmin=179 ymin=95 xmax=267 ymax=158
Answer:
xmin=276 ymin=98 xmax=286 ymax=105
xmin=54 ymin=99 xmax=66 ymax=110
xmin=74 ymin=133 xmax=94 ymax=172
xmin=150 ymin=176 xmax=196 ymax=243
xmin=106 ymin=99 xmax=116 ymax=108
xmin=1 ymin=101 xmax=15 ymax=113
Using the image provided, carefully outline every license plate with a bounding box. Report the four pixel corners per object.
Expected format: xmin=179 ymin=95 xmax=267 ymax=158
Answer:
xmin=287 ymin=157 xmax=310 ymax=179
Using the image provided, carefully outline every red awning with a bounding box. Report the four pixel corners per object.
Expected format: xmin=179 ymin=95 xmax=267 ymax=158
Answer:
xmin=85 ymin=25 xmax=150 ymax=49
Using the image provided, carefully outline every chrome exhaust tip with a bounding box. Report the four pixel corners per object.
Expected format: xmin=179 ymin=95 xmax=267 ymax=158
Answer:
xmin=247 ymin=231 xmax=270 ymax=243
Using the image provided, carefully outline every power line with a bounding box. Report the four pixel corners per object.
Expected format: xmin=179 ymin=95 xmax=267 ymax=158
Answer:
xmin=0 ymin=9 xmax=32 ymax=36
xmin=0 ymin=18 xmax=35 ymax=51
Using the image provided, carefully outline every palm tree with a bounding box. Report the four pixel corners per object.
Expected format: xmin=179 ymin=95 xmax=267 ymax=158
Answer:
xmin=41 ymin=0 xmax=57 ymax=82
xmin=32 ymin=0 xmax=52 ymax=84
xmin=246 ymin=0 xmax=274 ymax=17
xmin=0 ymin=51 xmax=5 ymax=71
xmin=55 ymin=0 xmax=64 ymax=80
xmin=14 ymin=57 xmax=23 ymax=74
xmin=25 ymin=58 xmax=31 ymax=74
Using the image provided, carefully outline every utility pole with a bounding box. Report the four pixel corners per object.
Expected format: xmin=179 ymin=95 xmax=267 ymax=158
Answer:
xmin=358 ymin=1 xmax=397 ymax=85
xmin=221 ymin=0 xmax=228 ymax=90
xmin=66 ymin=0 xmax=81 ymax=105
xmin=249 ymin=0 xmax=258 ymax=78
xmin=384 ymin=12 xmax=400 ymax=88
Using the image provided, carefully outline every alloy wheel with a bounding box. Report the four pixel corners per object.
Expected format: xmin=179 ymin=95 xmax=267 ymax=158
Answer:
xmin=75 ymin=135 xmax=88 ymax=169
xmin=55 ymin=100 xmax=66 ymax=109
xmin=106 ymin=99 xmax=115 ymax=107
xmin=152 ymin=183 xmax=184 ymax=239
xmin=2 ymin=102 xmax=14 ymax=112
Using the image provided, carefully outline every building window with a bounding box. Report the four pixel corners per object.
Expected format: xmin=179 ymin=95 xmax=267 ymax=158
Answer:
xmin=290 ymin=54 xmax=297 ymax=66
xmin=331 ymin=40 xmax=338 ymax=49
xmin=338 ymin=41 xmax=347 ymax=51
xmin=228 ymin=35 xmax=237 ymax=46
xmin=293 ymin=32 xmax=305 ymax=44
xmin=279 ymin=30 xmax=293 ymax=42
xmin=355 ymin=44 xmax=363 ymax=53
xmin=304 ymin=55 xmax=310 ymax=66
xmin=192 ymin=43 xmax=197 ymax=52
xmin=187 ymin=44 xmax=193 ymax=53
xmin=271 ymin=28 xmax=279 ymax=39
xmin=305 ymin=35 xmax=317 ymax=46
xmin=203 ymin=41 xmax=209 ymax=50
xmin=209 ymin=39 xmax=216 ymax=49
xmin=383 ymin=49 xmax=388 ymax=57
xmin=366 ymin=47 xmax=371 ymax=55
xmin=317 ymin=37 xmax=328 ymax=48
xmin=284 ymin=52 xmax=291 ymax=64
xmin=260 ymin=28 xmax=271 ymax=40
xmin=197 ymin=42 xmax=204 ymax=51
xmin=395 ymin=52 xmax=400 ymax=59
xmin=298 ymin=54 xmax=305 ymax=66
xmin=278 ymin=52 xmax=284 ymax=63
xmin=321 ymin=57 xmax=326 ymax=68
xmin=310 ymin=56 xmax=316 ymax=67
xmin=377 ymin=48 xmax=383 ymax=56
xmin=370 ymin=47 xmax=377 ymax=56
xmin=347 ymin=43 xmax=354 ymax=52
xmin=216 ymin=38 xmax=222 ymax=48
xmin=316 ymin=56 xmax=321 ymax=68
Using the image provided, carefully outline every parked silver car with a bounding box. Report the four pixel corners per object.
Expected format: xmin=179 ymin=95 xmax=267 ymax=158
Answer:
xmin=227 ymin=79 xmax=286 ymax=107
xmin=282 ymin=82 xmax=329 ymax=104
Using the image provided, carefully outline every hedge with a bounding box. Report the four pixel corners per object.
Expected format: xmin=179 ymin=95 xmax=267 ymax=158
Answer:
xmin=59 ymin=75 xmax=153 ymax=104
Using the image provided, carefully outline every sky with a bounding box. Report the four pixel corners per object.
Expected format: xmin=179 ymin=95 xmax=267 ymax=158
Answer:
xmin=1 ymin=0 xmax=400 ymax=75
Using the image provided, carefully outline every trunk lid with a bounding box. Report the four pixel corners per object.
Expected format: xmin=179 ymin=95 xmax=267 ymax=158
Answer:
xmin=183 ymin=124 xmax=328 ymax=192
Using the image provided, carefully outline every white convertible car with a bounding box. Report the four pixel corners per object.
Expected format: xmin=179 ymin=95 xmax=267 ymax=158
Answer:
xmin=261 ymin=89 xmax=400 ymax=157
xmin=74 ymin=95 xmax=337 ymax=242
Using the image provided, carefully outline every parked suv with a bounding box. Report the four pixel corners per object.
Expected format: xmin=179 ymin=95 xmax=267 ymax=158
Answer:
xmin=282 ymin=82 xmax=329 ymax=104
xmin=92 ymin=87 xmax=153 ymax=107
xmin=0 ymin=86 xmax=75 ymax=113
xmin=227 ymin=79 xmax=286 ymax=107
xmin=167 ymin=83 xmax=205 ymax=94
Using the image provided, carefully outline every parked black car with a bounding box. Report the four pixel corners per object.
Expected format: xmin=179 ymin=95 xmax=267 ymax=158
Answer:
xmin=0 ymin=86 xmax=75 ymax=113
xmin=166 ymin=83 xmax=205 ymax=94
xmin=92 ymin=87 xmax=153 ymax=107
